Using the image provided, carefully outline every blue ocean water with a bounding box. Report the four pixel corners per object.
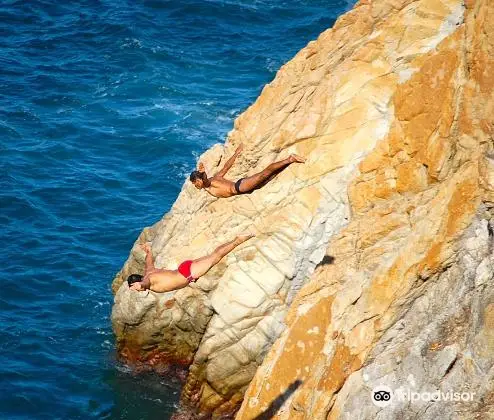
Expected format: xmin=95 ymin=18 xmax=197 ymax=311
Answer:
xmin=0 ymin=0 xmax=353 ymax=418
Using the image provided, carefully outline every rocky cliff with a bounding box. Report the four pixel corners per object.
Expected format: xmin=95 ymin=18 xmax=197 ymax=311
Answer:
xmin=112 ymin=0 xmax=494 ymax=418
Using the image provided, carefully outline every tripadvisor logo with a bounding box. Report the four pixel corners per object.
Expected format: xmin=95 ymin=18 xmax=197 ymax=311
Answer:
xmin=371 ymin=385 xmax=393 ymax=407
xmin=371 ymin=385 xmax=476 ymax=407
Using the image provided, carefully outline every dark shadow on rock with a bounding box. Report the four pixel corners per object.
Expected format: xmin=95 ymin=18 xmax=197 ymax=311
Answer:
xmin=253 ymin=379 xmax=303 ymax=420
xmin=316 ymin=255 xmax=335 ymax=268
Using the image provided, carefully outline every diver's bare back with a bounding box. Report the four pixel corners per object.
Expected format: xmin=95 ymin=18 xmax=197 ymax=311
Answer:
xmin=206 ymin=177 xmax=236 ymax=198
xmin=147 ymin=270 xmax=188 ymax=293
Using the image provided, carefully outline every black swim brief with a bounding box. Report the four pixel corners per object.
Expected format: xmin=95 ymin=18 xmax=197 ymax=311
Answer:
xmin=234 ymin=178 xmax=244 ymax=194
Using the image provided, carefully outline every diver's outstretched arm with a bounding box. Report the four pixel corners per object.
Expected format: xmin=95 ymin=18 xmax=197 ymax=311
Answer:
xmin=140 ymin=243 xmax=155 ymax=276
xmin=215 ymin=144 xmax=243 ymax=177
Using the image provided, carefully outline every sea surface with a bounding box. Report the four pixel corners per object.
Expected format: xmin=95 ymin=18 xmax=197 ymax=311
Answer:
xmin=0 ymin=0 xmax=353 ymax=418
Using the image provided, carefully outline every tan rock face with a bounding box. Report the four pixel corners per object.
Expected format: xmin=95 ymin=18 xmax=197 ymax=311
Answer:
xmin=111 ymin=0 xmax=494 ymax=418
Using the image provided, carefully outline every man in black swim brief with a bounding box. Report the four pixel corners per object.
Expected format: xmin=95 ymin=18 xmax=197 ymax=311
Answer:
xmin=188 ymin=144 xmax=306 ymax=198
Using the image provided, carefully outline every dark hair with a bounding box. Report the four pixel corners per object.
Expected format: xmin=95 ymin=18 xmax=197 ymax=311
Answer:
xmin=127 ymin=274 xmax=143 ymax=286
xmin=189 ymin=170 xmax=204 ymax=183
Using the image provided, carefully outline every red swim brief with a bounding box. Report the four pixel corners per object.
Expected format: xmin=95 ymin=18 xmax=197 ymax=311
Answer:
xmin=178 ymin=260 xmax=196 ymax=282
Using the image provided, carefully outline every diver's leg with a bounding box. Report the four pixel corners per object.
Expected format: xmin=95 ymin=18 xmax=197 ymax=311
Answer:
xmin=238 ymin=155 xmax=305 ymax=193
xmin=190 ymin=234 xmax=254 ymax=279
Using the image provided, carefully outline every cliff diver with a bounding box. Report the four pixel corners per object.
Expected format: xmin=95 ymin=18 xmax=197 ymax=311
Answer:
xmin=127 ymin=234 xmax=254 ymax=293
xmin=189 ymin=144 xmax=306 ymax=198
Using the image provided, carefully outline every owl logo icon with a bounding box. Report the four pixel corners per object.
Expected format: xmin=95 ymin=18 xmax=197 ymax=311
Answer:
xmin=371 ymin=386 xmax=393 ymax=408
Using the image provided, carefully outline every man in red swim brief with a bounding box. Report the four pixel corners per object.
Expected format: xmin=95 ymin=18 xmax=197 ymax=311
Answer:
xmin=126 ymin=234 xmax=254 ymax=293
xmin=177 ymin=259 xmax=195 ymax=283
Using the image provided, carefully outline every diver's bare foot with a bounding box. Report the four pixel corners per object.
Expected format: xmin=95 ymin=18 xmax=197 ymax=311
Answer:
xmin=289 ymin=154 xmax=306 ymax=163
xmin=236 ymin=233 xmax=255 ymax=244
